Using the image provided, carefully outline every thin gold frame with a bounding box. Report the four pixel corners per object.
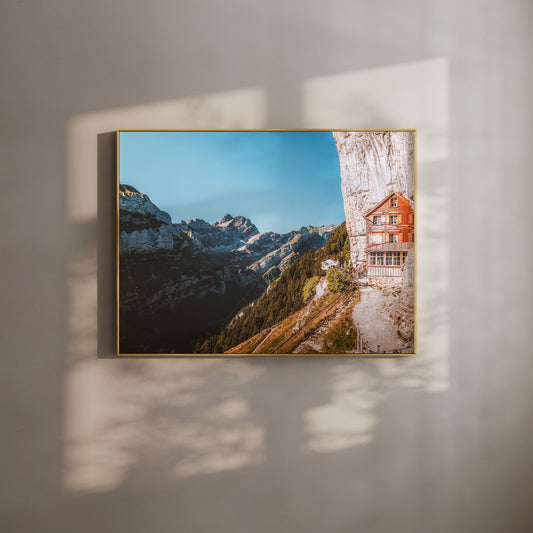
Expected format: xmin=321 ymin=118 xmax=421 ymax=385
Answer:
xmin=116 ymin=129 xmax=417 ymax=357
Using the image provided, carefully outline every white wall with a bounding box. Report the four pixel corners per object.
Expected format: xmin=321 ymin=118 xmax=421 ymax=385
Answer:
xmin=1 ymin=1 xmax=532 ymax=532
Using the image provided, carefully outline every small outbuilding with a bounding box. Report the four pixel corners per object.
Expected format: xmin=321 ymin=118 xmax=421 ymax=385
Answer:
xmin=321 ymin=259 xmax=339 ymax=271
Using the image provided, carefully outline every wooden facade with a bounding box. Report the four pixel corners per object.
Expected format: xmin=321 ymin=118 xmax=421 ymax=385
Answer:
xmin=364 ymin=193 xmax=414 ymax=277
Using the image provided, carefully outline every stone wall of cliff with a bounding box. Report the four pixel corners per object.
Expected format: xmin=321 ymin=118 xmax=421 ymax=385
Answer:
xmin=333 ymin=131 xmax=414 ymax=262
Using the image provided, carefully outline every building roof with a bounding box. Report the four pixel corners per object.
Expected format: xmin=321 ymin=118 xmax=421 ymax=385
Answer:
xmin=321 ymin=259 xmax=339 ymax=270
xmin=367 ymin=242 xmax=414 ymax=252
xmin=363 ymin=192 xmax=411 ymax=217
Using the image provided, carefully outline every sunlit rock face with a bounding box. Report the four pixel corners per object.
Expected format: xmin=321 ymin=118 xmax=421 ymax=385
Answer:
xmin=119 ymin=184 xmax=171 ymax=223
xmin=119 ymin=184 xmax=178 ymax=253
xmin=333 ymin=131 xmax=414 ymax=261
xmin=176 ymin=214 xmax=260 ymax=251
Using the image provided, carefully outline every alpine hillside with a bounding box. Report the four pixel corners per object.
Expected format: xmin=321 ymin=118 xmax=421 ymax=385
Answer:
xmin=196 ymin=223 xmax=355 ymax=354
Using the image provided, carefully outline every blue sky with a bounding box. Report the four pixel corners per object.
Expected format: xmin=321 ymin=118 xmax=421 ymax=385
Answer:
xmin=119 ymin=131 xmax=344 ymax=234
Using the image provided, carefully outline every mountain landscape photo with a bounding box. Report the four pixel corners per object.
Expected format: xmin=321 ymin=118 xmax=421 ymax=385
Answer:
xmin=118 ymin=130 xmax=415 ymax=355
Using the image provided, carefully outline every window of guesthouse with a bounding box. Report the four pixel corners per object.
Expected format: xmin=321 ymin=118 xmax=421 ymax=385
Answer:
xmin=385 ymin=252 xmax=401 ymax=266
xmin=370 ymin=252 xmax=384 ymax=266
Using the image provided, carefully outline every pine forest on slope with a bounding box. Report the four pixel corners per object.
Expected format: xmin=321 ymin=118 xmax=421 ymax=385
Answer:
xmin=196 ymin=223 xmax=352 ymax=353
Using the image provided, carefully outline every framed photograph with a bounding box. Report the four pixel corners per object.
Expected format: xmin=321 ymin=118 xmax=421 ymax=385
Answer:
xmin=117 ymin=130 xmax=416 ymax=356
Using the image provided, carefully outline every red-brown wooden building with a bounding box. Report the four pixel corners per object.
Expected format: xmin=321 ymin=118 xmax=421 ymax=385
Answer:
xmin=364 ymin=192 xmax=414 ymax=277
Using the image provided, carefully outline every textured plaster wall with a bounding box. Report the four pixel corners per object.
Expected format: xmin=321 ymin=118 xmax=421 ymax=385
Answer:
xmin=1 ymin=1 xmax=532 ymax=533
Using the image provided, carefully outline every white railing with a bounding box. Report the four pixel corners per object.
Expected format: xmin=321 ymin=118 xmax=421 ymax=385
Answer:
xmin=367 ymin=267 xmax=402 ymax=277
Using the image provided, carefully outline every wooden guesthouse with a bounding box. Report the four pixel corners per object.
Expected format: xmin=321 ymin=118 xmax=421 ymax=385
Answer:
xmin=364 ymin=192 xmax=414 ymax=277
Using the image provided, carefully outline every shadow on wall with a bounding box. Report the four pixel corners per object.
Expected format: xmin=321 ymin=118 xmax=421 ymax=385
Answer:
xmin=63 ymin=59 xmax=450 ymax=494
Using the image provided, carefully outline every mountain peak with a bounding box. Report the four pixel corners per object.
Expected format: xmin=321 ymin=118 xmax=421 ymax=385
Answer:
xmin=219 ymin=213 xmax=233 ymax=224
xmin=120 ymin=184 xmax=144 ymax=197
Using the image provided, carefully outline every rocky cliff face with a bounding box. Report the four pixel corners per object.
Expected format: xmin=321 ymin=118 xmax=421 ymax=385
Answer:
xmin=247 ymin=228 xmax=333 ymax=275
xmin=332 ymin=132 xmax=415 ymax=353
xmin=176 ymin=214 xmax=259 ymax=251
xmin=333 ymin=132 xmax=414 ymax=261
xmin=120 ymin=184 xmax=191 ymax=254
xmin=120 ymin=184 xmax=172 ymax=224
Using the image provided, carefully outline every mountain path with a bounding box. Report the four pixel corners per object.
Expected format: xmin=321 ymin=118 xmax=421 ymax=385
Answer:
xmin=293 ymin=292 xmax=358 ymax=354
xmin=352 ymin=285 xmax=407 ymax=353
